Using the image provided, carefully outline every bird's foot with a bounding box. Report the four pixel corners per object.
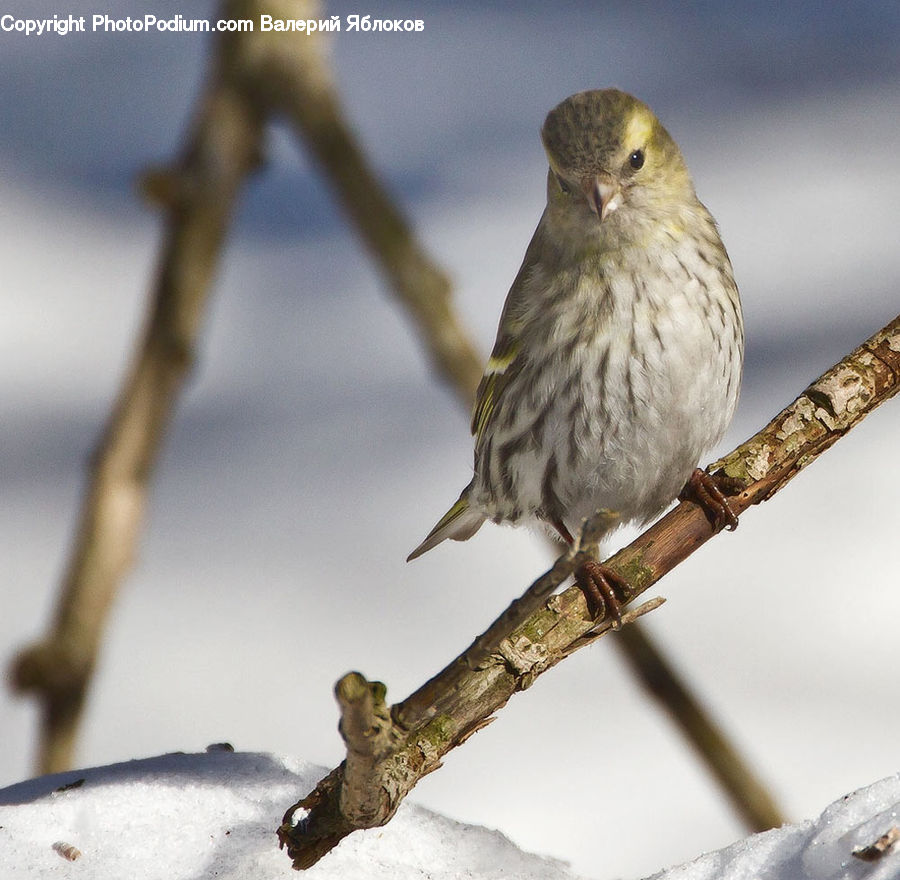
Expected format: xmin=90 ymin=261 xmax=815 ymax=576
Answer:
xmin=575 ymin=559 xmax=630 ymax=629
xmin=680 ymin=468 xmax=742 ymax=532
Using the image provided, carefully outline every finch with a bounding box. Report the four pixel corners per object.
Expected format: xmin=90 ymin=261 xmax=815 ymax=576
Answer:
xmin=409 ymin=89 xmax=743 ymax=618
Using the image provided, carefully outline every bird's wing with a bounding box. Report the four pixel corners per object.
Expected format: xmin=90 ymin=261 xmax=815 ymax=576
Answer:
xmin=471 ymin=331 xmax=521 ymax=443
xmin=470 ymin=217 xmax=547 ymax=444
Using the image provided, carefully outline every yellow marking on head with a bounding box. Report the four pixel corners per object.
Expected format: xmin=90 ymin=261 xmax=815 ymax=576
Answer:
xmin=624 ymin=107 xmax=655 ymax=152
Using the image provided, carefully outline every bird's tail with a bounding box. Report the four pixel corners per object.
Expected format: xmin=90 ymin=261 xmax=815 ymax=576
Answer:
xmin=407 ymin=493 xmax=485 ymax=561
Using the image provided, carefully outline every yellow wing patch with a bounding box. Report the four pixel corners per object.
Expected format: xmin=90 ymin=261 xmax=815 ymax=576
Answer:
xmin=471 ymin=339 xmax=519 ymax=441
xmin=485 ymin=349 xmax=518 ymax=374
xmin=472 ymin=373 xmax=497 ymax=441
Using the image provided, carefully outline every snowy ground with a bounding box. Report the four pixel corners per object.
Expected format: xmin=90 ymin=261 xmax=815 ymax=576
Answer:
xmin=2 ymin=752 xmax=899 ymax=880
xmin=2 ymin=2 xmax=900 ymax=879
xmin=0 ymin=750 xmax=587 ymax=879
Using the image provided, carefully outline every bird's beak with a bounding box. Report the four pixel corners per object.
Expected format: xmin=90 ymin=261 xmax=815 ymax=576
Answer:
xmin=584 ymin=173 xmax=621 ymax=222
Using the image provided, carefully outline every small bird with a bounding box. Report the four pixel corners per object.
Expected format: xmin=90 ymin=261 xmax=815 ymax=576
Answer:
xmin=408 ymin=89 xmax=744 ymax=620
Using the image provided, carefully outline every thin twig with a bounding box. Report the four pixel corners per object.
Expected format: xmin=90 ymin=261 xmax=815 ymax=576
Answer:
xmin=278 ymin=314 xmax=900 ymax=869
xmin=253 ymin=1 xmax=483 ymax=394
xmin=616 ymin=623 xmax=783 ymax=830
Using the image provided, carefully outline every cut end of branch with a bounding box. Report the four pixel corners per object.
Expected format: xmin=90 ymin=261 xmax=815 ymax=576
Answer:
xmin=335 ymin=672 xmax=395 ymax=760
xmin=277 ymin=764 xmax=352 ymax=870
xmin=335 ymin=671 xmax=385 ymax=707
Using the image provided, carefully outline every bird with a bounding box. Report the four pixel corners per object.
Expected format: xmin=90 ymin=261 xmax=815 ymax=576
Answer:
xmin=408 ymin=89 xmax=744 ymax=622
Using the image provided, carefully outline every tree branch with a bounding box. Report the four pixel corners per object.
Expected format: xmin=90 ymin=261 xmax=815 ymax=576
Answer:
xmin=5 ymin=0 xmax=475 ymax=776
xmin=9 ymin=6 xmax=270 ymax=774
xmin=248 ymin=1 xmax=483 ymax=395
xmin=615 ymin=622 xmax=783 ymax=830
xmin=278 ymin=313 xmax=900 ymax=869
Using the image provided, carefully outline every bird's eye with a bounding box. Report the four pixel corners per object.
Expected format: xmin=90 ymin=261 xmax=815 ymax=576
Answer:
xmin=628 ymin=149 xmax=645 ymax=171
xmin=555 ymin=173 xmax=573 ymax=195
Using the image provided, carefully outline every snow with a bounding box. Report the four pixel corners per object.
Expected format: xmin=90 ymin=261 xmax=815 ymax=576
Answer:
xmin=2 ymin=752 xmax=899 ymax=880
xmin=0 ymin=750 xmax=586 ymax=879
xmin=652 ymin=775 xmax=900 ymax=880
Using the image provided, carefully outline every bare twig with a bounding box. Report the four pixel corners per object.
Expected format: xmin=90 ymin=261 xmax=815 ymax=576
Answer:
xmin=616 ymin=623 xmax=783 ymax=830
xmin=9 ymin=7 xmax=269 ymax=774
xmin=237 ymin=0 xmax=484 ymax=395
xmin=853 ymin=826 xmax=900 ymax=862
xmin=6 ymin=0 xmax=472 ymax=775
xmin=335 ymin=674 xmax=405 ymax=827
xmin=278 ymin=314 xmax=900 ymax=869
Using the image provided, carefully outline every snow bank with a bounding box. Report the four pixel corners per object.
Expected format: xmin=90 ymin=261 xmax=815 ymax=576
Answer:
xmin=2 ymin=751 xmax=899 ymax=879
xmin=652 ymin=773 xmax=900 ymax=880
xmin=0 ymin=749 xmax=586 ymax=879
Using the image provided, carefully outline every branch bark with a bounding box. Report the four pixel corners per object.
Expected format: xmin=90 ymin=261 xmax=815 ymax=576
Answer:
xmin=9 ymin=6 xmax=271 ymax=774
xmin=278 ymin=314 xmax=900 ymax=869
xmin=247 ymin=1 xmax=483 ymax=394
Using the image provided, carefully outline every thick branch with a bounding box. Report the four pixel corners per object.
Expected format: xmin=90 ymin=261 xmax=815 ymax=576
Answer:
xmin=9 ymin=16 xmax=266 ymax=774
xmin=335 ymin=673 xmax=404 ymax=827
xmin=278 ymin=314 xmax=900 ymax=869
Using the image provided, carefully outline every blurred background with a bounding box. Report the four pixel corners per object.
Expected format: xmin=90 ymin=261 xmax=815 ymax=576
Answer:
xmin=2 ymin=1 xmax=899 ymax=877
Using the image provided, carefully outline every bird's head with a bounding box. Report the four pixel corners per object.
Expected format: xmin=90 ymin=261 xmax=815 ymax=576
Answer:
xmin=541 ymin=89 xmax=694 ymax=228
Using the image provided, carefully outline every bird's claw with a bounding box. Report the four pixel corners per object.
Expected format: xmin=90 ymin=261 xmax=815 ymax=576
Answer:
xmin=680 ymin=468 xmax=741 ymax=532
xmin=575 ymin=560 xmax=629 ymax=628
